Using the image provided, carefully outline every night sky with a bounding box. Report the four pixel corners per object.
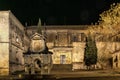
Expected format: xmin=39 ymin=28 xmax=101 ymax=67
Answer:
xmin=0 ymin=0 xmax=120 ymax=26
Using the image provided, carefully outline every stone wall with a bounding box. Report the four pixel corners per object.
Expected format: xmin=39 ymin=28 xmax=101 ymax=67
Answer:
xmin=0 ymin=11 xmax=9 ymax=75
xmin=96 ymin=42 xmax=120 ymax=69
xmin=0 ymin=11 xmax=29 ymax=75
xmin=9 ymin=11 xmax=26 ymax=74
xmin=0 ymin=43 xmax=9 ymax=75
xmin=52 ymin=48 xmax=72 ymax=64
xmin=72 ymin=42 xmax=85 ymax=69
xmin=112 ymin=51 xmax=120 ymax=69
xmin=48 ymin=41 xmax=120 ymax=70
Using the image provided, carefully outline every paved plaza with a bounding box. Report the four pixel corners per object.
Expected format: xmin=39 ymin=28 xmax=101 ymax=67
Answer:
xmin=0 ymin=69 xmax=120 ymax=80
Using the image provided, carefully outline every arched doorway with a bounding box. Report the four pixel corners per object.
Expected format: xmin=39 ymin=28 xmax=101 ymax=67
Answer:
xmin=34 ymin=59 xmax=41 ymax=68
xmin=34 ymin=58 xmax=41 ymax=73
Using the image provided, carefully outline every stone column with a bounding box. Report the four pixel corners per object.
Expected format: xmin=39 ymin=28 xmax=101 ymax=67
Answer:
xmin=25 ymin=66 xmax=29 ymax=74
xmin=31 ymin=60 xmax=35 ymax=74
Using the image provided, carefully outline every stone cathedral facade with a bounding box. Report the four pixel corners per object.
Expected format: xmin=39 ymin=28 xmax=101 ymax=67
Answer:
xmin=1 ymin=4 xmax=120 ymax=75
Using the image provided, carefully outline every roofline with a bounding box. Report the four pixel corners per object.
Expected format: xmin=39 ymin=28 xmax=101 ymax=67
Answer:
xmin=26 ymin=25 xmax=90 ymax=30
xmin=9 ymin=11 xmax=25 ymax=28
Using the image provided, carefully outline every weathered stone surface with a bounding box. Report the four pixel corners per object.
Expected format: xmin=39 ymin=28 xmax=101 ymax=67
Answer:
xmin=0 ymin=43 xmax=9 ymax=69
xmin=0 ymin=11 xmax=9 ymax=75
xmin=0 ymin=11 xmax=28 ymax=75
xmin=0 ymin=12 xmax=9 ymax=42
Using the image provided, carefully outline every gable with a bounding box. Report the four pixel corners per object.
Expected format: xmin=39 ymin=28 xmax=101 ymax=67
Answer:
xmin=31 ymin=32 xmax=44 ymax=40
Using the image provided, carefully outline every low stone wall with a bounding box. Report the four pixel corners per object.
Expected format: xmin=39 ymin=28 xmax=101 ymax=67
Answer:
xmin=51 ymin=64 xmax=72 ymax=71
xmin=72 ymin=62 xmax=85 ymax=70
xmin=9 ymin=63 xmax=24 ymax=74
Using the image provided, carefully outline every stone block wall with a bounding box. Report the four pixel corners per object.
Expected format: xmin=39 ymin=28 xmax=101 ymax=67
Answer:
xmin=0 ymin=11 xmax=9 ymax=75
xmin=0 ymin=11 xmax=28 ymax=75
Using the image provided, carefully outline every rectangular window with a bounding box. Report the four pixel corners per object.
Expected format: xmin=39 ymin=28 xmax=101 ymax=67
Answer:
xmin=81 ymin=33 xmax=85 ymax=42
xmin=57 ymin=32 xmax=68 ymax=46
xmin=78 ymin=33 xmax=82 ymax=42
xmin=60 ymin=55 xmax=66 ymax=64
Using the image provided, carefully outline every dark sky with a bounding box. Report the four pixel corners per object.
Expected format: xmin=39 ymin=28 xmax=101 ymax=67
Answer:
xmin=0 ymin=0 xmax=120 ymax=26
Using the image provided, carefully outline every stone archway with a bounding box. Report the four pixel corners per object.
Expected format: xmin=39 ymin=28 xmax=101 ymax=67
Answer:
xmin=33 ymin=57 xmax=42 ymax=74
xmin=34 ymin=58 xmax=41 ymax=69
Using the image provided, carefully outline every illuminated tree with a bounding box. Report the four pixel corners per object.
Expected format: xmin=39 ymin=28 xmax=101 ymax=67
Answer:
xmin=84 ymin=34 xmax=97 ymax=69
xmin=87 ymin=3 xmax=120 ymax=69
xmin=99 ymin=3 xmax=120 ymax=25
